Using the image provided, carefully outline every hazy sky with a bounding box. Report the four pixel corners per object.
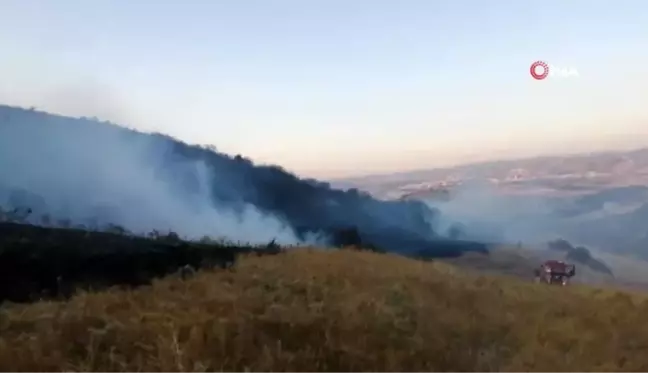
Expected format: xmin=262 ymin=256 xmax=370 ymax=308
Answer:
xmin=1 ymin=0 xmax=647 ymax=179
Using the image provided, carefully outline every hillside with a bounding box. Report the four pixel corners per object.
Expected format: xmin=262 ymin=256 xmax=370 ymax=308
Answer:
xmin=2 ymin=249 xmax=648 ymax=371
xmin=0 ymin=104 xmax=486 ymax=258
xmin=0 ymin=219 xmax=490 ymax=304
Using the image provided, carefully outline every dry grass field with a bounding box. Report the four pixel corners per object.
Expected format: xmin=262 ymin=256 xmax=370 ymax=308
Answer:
xmin=2 ymin=248 xmax=648 ymax=371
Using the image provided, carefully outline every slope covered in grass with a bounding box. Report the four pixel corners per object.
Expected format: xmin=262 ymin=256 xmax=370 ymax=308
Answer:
xmin=1 ymin=249 xmax=648 ymax=371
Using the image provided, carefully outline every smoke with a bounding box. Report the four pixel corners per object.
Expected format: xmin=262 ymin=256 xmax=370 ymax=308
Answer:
xmin=0 ymin=104 xmax=476 ymax=255
xmin=422 ymin=181 xmax=563 ymax=245
xmin=0 ymin=105 xmax=310 ymax=245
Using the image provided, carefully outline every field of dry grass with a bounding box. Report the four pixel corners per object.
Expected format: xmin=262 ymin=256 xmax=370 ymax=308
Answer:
xmin=2 ymin=248 xmax=648 ymax=371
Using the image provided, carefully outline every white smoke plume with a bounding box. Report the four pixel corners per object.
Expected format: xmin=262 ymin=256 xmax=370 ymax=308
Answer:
xmin=0 ymin=105 xmax=311 ymax=245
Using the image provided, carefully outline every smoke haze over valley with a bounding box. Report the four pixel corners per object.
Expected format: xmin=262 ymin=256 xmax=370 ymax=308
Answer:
xmin=335 ymin=150 xmax=648 ymax=262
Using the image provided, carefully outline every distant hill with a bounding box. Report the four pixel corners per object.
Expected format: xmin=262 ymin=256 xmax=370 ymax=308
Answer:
xmin=338 ymin=147 xmax=648 ymax=186
xmin=336 ymin=146 xmax=648 ymax=200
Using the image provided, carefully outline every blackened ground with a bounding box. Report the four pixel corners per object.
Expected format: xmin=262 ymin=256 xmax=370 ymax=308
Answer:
xmin=0 ymin=222 xmax=490 ymax=304
xmin=0 ymin=222 xmax=280 ymax=304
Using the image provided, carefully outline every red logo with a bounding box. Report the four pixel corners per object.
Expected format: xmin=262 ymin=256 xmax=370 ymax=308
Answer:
xmin=530 ymin=61 xmax=549 ymax=80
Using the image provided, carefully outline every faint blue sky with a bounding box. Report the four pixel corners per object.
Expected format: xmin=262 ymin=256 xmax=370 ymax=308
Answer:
xmin=1 ymin=0 xmax=647 ymax=178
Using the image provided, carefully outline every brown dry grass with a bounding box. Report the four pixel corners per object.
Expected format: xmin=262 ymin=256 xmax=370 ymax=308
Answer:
xmin=2 ymin=248 xmax=648 ymax=371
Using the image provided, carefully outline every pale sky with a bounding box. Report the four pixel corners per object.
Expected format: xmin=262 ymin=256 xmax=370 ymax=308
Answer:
xmin=1 ymin=0 xmax=647 ymax=179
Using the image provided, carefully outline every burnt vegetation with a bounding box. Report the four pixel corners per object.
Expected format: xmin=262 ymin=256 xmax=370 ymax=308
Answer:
xmin=0 ymin=209 xmax=282 ymax=304
xmin=0 ymin=207 xmax=486 ymax=304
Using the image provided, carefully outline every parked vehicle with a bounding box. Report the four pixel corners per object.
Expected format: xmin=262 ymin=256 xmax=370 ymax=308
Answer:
xmin=534 ymin=260 xmax=576 ymax=286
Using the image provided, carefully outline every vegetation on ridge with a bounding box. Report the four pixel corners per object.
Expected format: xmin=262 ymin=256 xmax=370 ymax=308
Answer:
xmin=0 ymin=104 xmax=486 ymax=257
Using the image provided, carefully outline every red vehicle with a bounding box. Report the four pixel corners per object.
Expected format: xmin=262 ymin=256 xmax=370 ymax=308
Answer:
xmin=534 ymin=260 xmax=576 ymax=286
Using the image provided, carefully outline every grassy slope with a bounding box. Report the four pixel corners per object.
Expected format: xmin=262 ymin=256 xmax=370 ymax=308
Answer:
xmin=2 ymin=249 xmax=648 ymax=371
